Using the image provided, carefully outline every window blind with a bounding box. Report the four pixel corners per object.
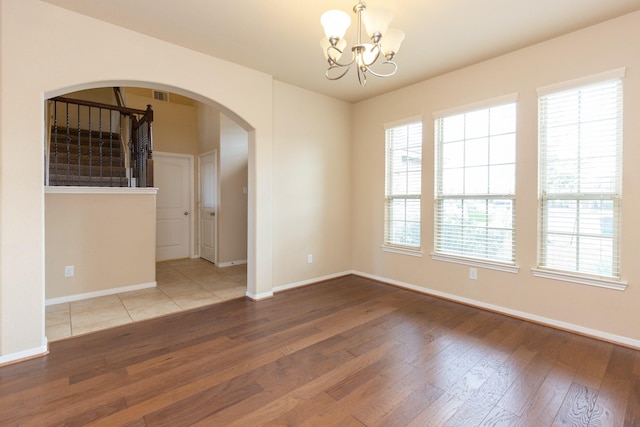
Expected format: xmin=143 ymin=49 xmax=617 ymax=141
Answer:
xmin=434 ymin=101 xmax=517 ymax=263
xmin=384 ymin=122 xmax=423 ymax=249
xmin=538 ymin=77 xmax=623 ymax=278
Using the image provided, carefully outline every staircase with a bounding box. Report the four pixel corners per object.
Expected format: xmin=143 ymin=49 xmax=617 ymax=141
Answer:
xmin=47 ymin=96 xmax=154 ymax=188
xmin=48 ymin=127 xmax=129 ymax=187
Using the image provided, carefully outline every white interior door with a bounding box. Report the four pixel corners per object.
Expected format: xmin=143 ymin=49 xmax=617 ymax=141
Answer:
xmin=155 ymin=153 xmax=192 ymax=261
xmin=199 ymin=152 xmax=217 ymax=263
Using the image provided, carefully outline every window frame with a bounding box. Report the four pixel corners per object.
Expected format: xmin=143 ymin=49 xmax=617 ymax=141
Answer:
xmin=432 ymin=94 xmax=519 ymax=270
xmin=533 ymin=68 xmax=626 ymax=290
xmin=383 ymin=118 xmax=423 ymax=253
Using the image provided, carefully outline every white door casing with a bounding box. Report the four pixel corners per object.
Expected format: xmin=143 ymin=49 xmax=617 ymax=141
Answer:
xmin=199 ymin=151 xmax=217 ymax=263
xmin=155 ymin=152 xmax=193 ymax=261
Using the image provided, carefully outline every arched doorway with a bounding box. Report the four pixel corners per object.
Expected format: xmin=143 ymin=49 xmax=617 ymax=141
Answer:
xmin=45 ymin=84 xmax=258 ymax=340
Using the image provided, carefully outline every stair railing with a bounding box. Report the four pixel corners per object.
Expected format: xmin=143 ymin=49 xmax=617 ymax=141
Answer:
xmin=130 ymin=105 xmax=154 ymax=188
xmin=47 ymin=96 xmax=154 ymax=187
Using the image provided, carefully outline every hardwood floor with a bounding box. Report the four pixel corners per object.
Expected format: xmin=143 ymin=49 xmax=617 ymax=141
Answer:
xmin=1 ymin=275 xmax=639 ymax=426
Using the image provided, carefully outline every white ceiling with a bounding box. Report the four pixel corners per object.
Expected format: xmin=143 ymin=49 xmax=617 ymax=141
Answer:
xmin=43 ymin=0 xmax=640 ymax=103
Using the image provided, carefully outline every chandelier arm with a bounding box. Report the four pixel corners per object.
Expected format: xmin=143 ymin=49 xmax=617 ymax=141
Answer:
xmin=325 ymin=64 xmax=352 ymax=81
xmin=364 ymin=60 xmax=398 ymax=78
xmin=357 ymin=67 xmax=367 ymax=87
xmin=326 ymin=47 xmax=357 ymax=68
xmin=364 ymin=44 xmax=382 ymax=67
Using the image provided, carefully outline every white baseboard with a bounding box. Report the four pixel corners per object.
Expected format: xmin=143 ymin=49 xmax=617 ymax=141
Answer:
xmin=45 ymin=281 xmax=157 ymax=306
xmin=246 ymin=290 xmax=273 ymax=301
xmin=218 ymin=260 xmax=247 ymax=268
xmin=273 ymin=271 xmax=352 ymax=293
xmin=352 ymin=270 xmax=640 ymax=350
xmin=0 ymin=339 xmax=48 ymax=366
xmin=247 ymin=271 xmax=351 ymax=301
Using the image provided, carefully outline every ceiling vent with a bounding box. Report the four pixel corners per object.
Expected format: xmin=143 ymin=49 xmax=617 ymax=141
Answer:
xmin=152 ymin=90 xmax=169 ymax=102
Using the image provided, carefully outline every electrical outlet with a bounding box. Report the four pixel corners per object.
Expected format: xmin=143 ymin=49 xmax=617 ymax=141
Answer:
xmin=307 ymin=254 xmax=313 ymax=264
xmin=64 ymin=265 xmax=74 ymax=277
xmin=469 ymin=267 xmax=477 ymax=280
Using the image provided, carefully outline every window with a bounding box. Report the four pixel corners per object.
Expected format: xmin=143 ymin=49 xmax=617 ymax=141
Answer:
xmin=384 ymin=121 xmax=423 ymax=249
xmin=538 ymin=72 xmax=623 ymax=279
xmin=434 ymin=96 xmax=517 ymax=264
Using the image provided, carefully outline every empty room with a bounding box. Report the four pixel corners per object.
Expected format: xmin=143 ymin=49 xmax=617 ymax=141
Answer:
xmin=1 ymin=0 xmax=639 ymax=425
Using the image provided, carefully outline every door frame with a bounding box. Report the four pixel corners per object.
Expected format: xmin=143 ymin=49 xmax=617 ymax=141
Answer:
xmin=198 ymin=150 xmax=218 ymax=263
xmin=154 ymin=151 xmax=195 ymax=260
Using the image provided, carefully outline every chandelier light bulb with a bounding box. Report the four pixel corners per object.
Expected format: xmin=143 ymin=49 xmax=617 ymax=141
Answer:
xmin=357 ymin=44 xmax=379 ymax=67
xmin=363 ymin=8 xmax=393 ymax=40
xmin=382 ymin=28 xmax=405 ymax=58
xmin=321 ymin=10 xmax=351 ymax=40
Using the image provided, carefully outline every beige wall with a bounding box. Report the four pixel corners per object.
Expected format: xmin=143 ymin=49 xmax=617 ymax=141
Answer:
xmin=218 ymin=114 xmax=248 ymax=264
xmin=45 ymin=191 xmax=156 ymax=299
xmin=272 ymin=81 xmax=352 ymax=287
xmin=66 ymin=88 xmax=116 ymax=105
xmin=197 ymin=103 xmax=220 ymax=154
xmin=0 ymin=0 xmax=275 ymax=361
xmin=126 ymin=91 xmax=200 ymax=156
xmin=351 ymin=11 xmax=640 ymax=344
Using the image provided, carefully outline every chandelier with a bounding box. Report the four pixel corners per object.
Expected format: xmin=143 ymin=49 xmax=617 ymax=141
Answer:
xmin=320 ymin=1 xmax=405 ymax=87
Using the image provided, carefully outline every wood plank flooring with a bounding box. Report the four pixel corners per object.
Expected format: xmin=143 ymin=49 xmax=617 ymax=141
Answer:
xmin=1 ymin=275 xmax=639 ymax=426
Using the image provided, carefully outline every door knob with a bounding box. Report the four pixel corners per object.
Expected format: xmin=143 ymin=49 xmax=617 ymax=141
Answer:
xmin=184 ymin=211 xmax=189 ymax=216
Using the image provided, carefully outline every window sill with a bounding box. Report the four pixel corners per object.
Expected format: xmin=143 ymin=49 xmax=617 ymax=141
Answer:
xmin=381 ymin=246 xmax=424 ymax=257
xmin=531 ymin=268 xmax=627 ymax=291
xmin=430 ymin=253 xmax=519 ymax=273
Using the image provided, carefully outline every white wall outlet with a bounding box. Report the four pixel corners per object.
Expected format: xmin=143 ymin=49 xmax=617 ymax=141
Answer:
xmin=64 ymin=265 xmax=74 ymax=277
xmin=469 ymin=267 xmax=477 ymax=280
xmin=307 ymin=254 xmax=313 ymax=264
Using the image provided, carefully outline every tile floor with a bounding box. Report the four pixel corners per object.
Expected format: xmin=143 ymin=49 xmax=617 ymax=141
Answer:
xmin=45 ymin=259 xmax=247 ymax=341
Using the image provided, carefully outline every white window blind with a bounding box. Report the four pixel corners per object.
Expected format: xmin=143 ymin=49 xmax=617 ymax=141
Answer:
xmin=434 ymin=100 xmax=517 ymax=263
xmin=538 ymin=76 xmax=623 ymax=278
xmin=384 ymin=121 xmax=423 ymax=249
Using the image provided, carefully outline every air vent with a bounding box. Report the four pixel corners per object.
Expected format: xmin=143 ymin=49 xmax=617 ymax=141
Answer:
xmin=152 ymin=90 xmax=169 ymax=102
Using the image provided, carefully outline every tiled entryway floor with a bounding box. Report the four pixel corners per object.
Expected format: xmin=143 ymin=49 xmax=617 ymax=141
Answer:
xmin=45 ymin=259 xmax=247 ymax=341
